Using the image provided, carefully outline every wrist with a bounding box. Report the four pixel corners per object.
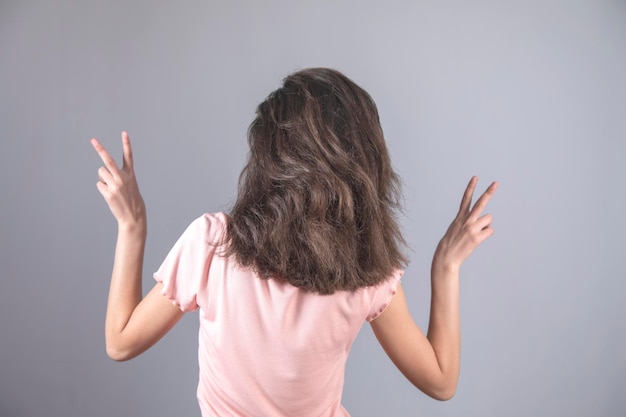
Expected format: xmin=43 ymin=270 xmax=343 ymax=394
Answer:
xmin=117 ymin=219 xmax=147 ymax=237
xmin=432 ymin=254 xmax=460 ymax=274
xmin=431 ymin=257 xmax=461 ymax=282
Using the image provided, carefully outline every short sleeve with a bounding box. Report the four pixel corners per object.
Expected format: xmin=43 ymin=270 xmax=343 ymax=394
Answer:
xmin=153 ymin=214 xmax=223 ymax=312
xmin=365 ymin=269 xmax=403 ymax=322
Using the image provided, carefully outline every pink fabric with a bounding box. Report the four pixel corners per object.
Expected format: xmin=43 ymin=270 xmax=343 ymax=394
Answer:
xmin=154 ymin=213 xmax=402 ymax=417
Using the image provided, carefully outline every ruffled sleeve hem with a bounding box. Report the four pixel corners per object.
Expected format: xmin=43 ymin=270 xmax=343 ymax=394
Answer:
xmin=153 ymin=273 xmax=196 ymax=313
xmin=366 ymin=269 xmax=403 ymax=322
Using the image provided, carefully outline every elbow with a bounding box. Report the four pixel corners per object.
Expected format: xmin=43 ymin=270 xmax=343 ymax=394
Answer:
xmin=418 ymin=376 xmax=457 ymax=401
xmin=106 ymin=337 xmax=136 ymax=362
xmin=107 ymin=351 xmax=131 ymax=362
xmin=426 ymin=378 xmax=457 ymax=401
xmin=106 ymin=345 xmax=132 ymax=362
xmin=429 ymin=386 xmax=457 ymax=401
xmin=406 ymin=371 xmax=458 ymax=401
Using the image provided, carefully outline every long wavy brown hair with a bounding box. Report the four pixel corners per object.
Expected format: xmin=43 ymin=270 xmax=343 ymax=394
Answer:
xmin=225 ymin=68 xmax=407 ymax=294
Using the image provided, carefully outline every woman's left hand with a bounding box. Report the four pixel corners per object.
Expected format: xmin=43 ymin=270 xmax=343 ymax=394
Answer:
xmin=433 ymin=177 xmax=498 ymax=273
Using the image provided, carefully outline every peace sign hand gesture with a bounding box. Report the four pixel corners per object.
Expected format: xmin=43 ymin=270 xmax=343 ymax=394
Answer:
xmin=91 ymin=132 xmax=146 ymax=232
xmin=433 ymin=176 xmax=498 ymax=274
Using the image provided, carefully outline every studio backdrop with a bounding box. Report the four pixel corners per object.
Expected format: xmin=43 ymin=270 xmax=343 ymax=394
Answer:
xmin=1 ymin=1 xmax=624 ymax=416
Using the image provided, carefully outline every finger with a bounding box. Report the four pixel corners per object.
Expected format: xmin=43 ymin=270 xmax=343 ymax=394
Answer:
xmin=470 ymin=181 xmax=498 ymax=217
xmin=121 ymin=131 xmax=133 ymax=170
xmin=91 ymin=138 xmax=121 ymax=177
xmin=459 ymin=176 xmax=478 ymax=214
xmin=476 ymin=213 xmax=493 ymax=230
xmin=98 ymin=166 xmax=114 ymax=185
xmin=477 ymin=226 xmax=495 ymax=242
xmin=96 ymin=180 xmax=109 ymax=197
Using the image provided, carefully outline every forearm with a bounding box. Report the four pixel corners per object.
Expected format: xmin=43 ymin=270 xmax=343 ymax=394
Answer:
xmin=105 ymin=221 xmax=147 ymax=352
xmin=426 ymin=260 xmax=461 ymax=396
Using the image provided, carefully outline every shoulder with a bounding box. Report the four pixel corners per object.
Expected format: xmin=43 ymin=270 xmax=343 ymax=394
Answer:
xmin=185 ymin=212 xmax=228 ymax=242
xmin=168 ymin=213 xmax=229 ymax=255
xmin=201 ymin=212 xmax=228 ymax=230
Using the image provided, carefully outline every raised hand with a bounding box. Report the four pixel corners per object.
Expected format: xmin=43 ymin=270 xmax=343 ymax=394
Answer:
xmin=433 ymin=176 xmax=498 ymax=273
xmin=91 ymin=132 xmax=146 ymax=231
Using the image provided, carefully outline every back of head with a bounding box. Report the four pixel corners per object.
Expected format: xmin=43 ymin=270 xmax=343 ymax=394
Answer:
xmin=226 ymin=68 xmax=407 ymax=294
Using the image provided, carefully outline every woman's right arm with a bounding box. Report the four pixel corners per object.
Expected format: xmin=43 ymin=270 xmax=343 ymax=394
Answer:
xmin=92 ymin=132 xmax=185 ymax=361
xmin=371 ymin=177 xmax=497 ymax=400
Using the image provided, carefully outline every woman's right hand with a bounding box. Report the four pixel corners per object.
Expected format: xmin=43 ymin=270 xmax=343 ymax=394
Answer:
xmin=91 ymin=131 xmax=146 ymax=232
xmin=433 ymin=177 xmax=498 ymax=273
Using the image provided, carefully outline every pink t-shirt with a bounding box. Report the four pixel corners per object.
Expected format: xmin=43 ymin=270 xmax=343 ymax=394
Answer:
xmin=154 ymin=213 xmax=402 ymax=417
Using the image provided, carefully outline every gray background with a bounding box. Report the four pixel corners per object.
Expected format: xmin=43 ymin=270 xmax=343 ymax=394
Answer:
xmin=1 ymin=0 xmax=625 ymax=416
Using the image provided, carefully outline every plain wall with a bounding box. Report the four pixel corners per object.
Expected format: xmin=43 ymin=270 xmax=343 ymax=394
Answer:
xmin=1 ymin=0 xmax=625 ymax=416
